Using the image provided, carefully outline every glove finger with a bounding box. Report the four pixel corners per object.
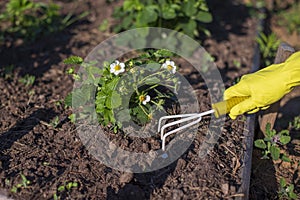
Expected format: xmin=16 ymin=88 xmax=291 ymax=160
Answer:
xmin=260 ymin=105 xmax=270 ymax=110
xmin=247 ymin=107 xmax=260 ymax=114
xmin=229 ymin=98 xmax=256 ymax=118
xmin=224 ymin=81 xmax=250 ymax=100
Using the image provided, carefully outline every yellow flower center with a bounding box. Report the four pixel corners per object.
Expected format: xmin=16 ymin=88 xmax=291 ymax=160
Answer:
xmin=139 ymin=95 xmax=146 ymax=102
xmin=114 ymin=64 xmax=121 ymax=71
xmin=167 ymin=65 xmax=173 ymax=70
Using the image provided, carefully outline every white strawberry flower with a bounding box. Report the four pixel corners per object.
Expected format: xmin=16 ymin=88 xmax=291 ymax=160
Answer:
xmin=162 ymin=60 xmax=176 ymax=74
xmin=139 ymin=95 xmax=151 ymax=105
xmin=110 ymin=60 xmax=125 ymax=75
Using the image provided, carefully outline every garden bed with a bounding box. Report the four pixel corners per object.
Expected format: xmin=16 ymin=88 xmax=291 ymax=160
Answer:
xmin=0 ymin=0 xmax=259 ymax=199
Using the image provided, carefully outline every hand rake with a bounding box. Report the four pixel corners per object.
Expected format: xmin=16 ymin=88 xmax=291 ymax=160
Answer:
xmin=158 ymin=96 xmax=248 ymax=151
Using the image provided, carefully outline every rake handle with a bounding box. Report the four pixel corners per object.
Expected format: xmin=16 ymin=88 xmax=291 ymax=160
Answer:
xmin=212 ymin=96 xmax=248 ymax=118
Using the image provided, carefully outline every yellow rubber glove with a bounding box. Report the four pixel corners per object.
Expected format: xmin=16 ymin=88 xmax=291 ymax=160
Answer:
xmin=224 ymin=51 xmax=300 ymax=119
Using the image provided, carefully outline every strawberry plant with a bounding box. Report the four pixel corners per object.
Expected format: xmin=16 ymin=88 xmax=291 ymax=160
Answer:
xmin=254 ymin=123 xmax=291 ymax=161
xmin=64 ymin=49 xmax=180 ymax=132
xmin=112 ymin=0 xmax=212 ymax=38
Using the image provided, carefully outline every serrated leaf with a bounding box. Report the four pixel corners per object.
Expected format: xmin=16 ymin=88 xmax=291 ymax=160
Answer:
xmin=254 ymin=139 xmax=266 ymax=149
xmin=270 ymin=145 xmax=280 ymax=160
xmin=280 ymin=135 xmax=291 ymax=145
xmin=63 ymin=56 xmax=83 ymax=65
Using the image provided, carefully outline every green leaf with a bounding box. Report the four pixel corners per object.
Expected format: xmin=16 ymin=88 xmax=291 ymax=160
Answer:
xmin=58 ymin=185 xmax=65 ymax=192
xmin=66 ymin=182 xmax=73 ymax=190
xmin=99 ymin=19 xmax=109 ymax=32
xmin=110 ymin=91 xmax=122 ymax=109
xmin=68 ymin=114 xmax=76 ymax=123
xmin=153 ymin=49 xmax=174 ymax=57
xmin=53 ymin=193 xmax=58 ymax=200
xmin=280 ymin=135 xmax=291 ymax=145
xmin=64 ymin=93 xmax=72 ymax=107
xmin=279 ymin=178 xmax=286 ymax=187
xmin=144 ymin=77 xmax=160 ymax=85
xmin=254 ymin=139 xmax=266 ymax=149
xmin=182 ymin=0 xmax=197 ymax=17
xmin=63 ymin=56 xmax=83 ymax=65
xmin=195 ymin=11 xmax=212 ymax=23
xmin=137 ymin=6 xmax=158 ymax=25
xmin=281 ymin=154 xmax=291 ymax=162
xmin=161 ymin=6 xmax=176 ymax=19
xmin=181 ymin=19 xmax=197 ymax=37
xmin=11 ymin=186 xmax=17 ymax=193
xmin=270 ymin=145 xmax=280 ymax=160
xmin=289 ymin=191 xmax=297 ymax=199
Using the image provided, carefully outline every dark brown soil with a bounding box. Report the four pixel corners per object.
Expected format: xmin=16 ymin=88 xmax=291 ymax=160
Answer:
xmin=0 ymin=0 xmax=260 ymax=199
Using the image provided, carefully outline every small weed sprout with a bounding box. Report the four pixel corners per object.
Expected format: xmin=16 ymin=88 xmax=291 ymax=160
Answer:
xmin=278 ymin=178 xmax=297 ymax=200
xmin=19 ymin=74 xmax=35 ymax=87
xmin=289 ymin=116 xmax=300 ymax=130
xmin=254 ymin=123 xmax=291 ymax=161
xmin=50 ymin=116 xmax=60 ymax=128
xmin=53 ymin=181 xmax=78 ymax=200
xmin=11 ymin=174 xmax=31 ymax=193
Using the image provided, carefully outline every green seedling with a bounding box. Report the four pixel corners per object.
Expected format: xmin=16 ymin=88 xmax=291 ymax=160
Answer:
xmin=68 ymin=114 xmax=76 ymax=123
xmin=289 ymin=116 xmax=300 ymax=130
xmin=254 ymin=123 xmax=291 ymax=161
xmin=53 ymin=181 xmax=78 ymax=200
xmin=278 ymin=178 xmax=297 ymax=200
xmin=11 ymin=174 xmax=31 ymax=193
xmin=1 ymin=65 xmax=14 ymax=79
xmin=99 ymin=19 xmax=109 ymax=32
xmin=64 ymin=49 xmax=180 ymax=132
xmin=50 ymin=116 xmax=60 ymax=128
xmin=19 ymin=74 xmax=35 ymax=87
xmin=256 ymin=32 xmax=280 ymax=67
xmin=112 ymin=0 xmax=212 ymax=38
xmin=233 ymin=59 xmax=241 ymax=68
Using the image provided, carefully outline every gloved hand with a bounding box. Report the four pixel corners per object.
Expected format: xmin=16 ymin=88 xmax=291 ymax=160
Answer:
xmin=224 ymin=51 xmax=300 ymax=119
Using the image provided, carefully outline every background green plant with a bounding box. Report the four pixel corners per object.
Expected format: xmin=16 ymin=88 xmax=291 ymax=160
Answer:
xmin=256 ymin=32 xmax=280 ymax=67
xmin=0 ymin=0 xmax=88 ymax=41
xmin=112 ymin=0 xmax=212 ymax=38
xmin=254 ymin=123 xmax=291 ymax=161
xmin=277 ymin=2 xmax=300 ymax=35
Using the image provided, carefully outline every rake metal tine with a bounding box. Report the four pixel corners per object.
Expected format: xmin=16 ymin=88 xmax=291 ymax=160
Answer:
xmin=158 ymin=113 xmax=199 ymax=133
xmin=160 ymin=114 xmax=201 ymax=140
xmin=162 ymin=116 xmax=203 ymax=151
